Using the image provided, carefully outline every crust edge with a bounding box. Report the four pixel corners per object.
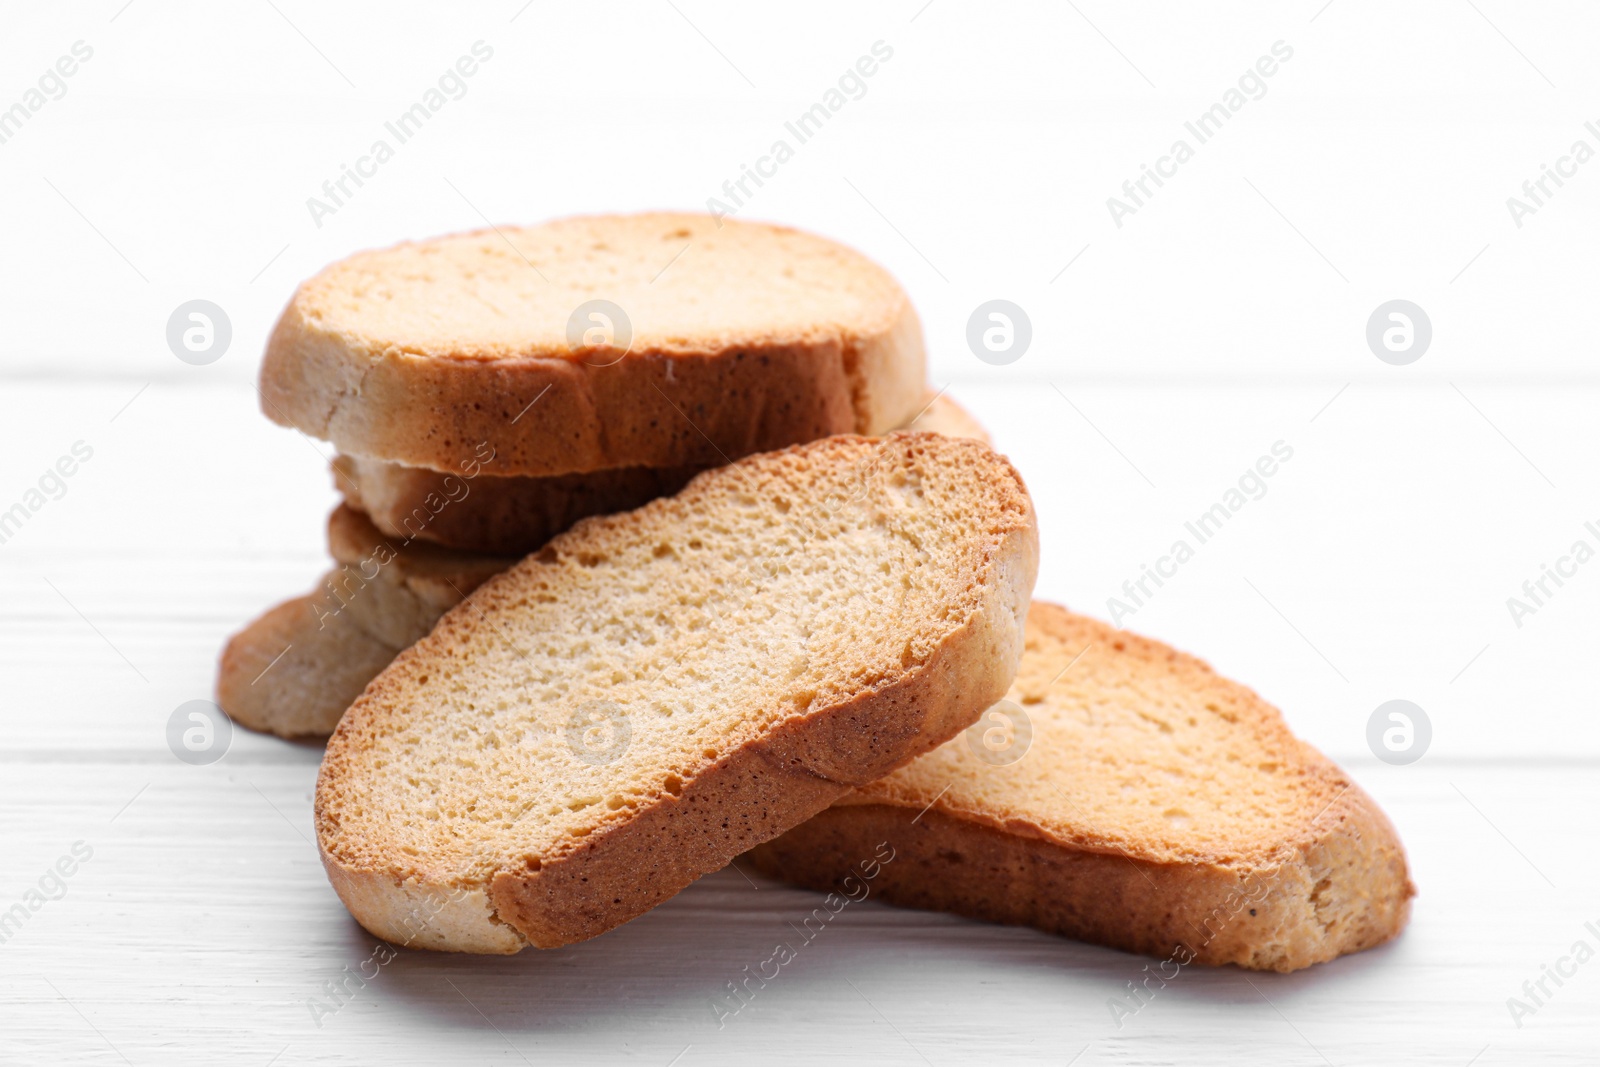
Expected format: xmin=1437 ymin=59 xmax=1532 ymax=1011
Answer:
xmin=747 ymin=770 xmax=1414 ymax=972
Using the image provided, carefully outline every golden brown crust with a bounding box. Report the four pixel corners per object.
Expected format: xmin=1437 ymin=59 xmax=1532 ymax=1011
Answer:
xmin=333 ymin=455 xmax=707 ymax=556
xmin=332 ymin=393 xmax=986 ymax=555
xmin=487 ymin=521 xmax=1035 ymax=947
xmin=259 ymin=214 xmax=927 ymax=477
xmin=325 ymin=503 xmax=517 ymax=604
xmin=749 ymin=786 xmax=1412 ymax=973
xmin=314 ymin=433 xmax=1040 ymax=951
xmin=748 ymin=602 xmax=1415 ymax=972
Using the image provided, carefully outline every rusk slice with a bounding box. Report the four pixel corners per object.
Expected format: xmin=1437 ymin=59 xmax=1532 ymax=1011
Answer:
xmin=260 ymin=213 xmax=926 ymax=477
xmin=334 ymin=393 xmax=988 ymax=555
xmin=215 ymin=508 xmax=515 ymax=738
xmin=315 ymin=433 xmax=1038 ymax=952
xmin=749 ymin=603 xmax=1415 ymax=972
xmin=333 ymin=455 xmax=705 ymax=558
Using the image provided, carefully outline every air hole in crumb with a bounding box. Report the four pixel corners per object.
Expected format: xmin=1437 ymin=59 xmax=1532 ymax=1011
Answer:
xmin=663 ymin=774 xmax=683 ymax=796
xmin=524 ymin=856 xmax=542 ymax=872
xmin=653 ymin=543 xmax=673 ymax=558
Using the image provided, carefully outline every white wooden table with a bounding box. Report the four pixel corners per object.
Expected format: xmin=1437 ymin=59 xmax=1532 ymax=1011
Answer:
xmin=3 ymin=378 xmax=1594 ymax=1065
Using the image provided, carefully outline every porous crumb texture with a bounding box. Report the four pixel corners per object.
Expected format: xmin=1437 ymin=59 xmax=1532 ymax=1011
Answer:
xmin=315 ymin=433 xmax=1038 ymax=951
xmin=749 ymin=603 xmax=1415 ymax=972
xmin=335 ymin=393 xmax=987 ymax=555
xmin=260 ymin=213 xmax=927 ymax=476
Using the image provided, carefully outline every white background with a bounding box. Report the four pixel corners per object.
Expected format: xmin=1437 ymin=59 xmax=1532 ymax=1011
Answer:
xmin=2 ymin=2 xmax=1597 ymax=1064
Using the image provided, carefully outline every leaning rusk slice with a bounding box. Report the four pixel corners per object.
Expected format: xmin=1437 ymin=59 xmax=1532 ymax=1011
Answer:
xmin=750 ymin=602 xmax=1415 ymax=972
xmin=315 ymin=432 xmax=1038 ymax=951
xmin=331 ymin=391 xmax=991 ymax=555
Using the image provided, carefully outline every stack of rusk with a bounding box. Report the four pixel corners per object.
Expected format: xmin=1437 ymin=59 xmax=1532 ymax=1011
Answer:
xmin=219 ymin=213 xmax=1413 ymax=972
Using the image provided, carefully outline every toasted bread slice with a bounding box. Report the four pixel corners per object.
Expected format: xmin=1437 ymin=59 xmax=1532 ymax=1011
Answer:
xmin=334 ymin=393 xmax=989 ymax=554
xmin=315 ymin=433 xmax=1038 ymax=952
xmin=216 ymin=508 xmax=515 ymax=738
xmin=749 ymin=602 xmax=1414 ymax=972
xmin=260 ymin=213 xmax=926 ymax=477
